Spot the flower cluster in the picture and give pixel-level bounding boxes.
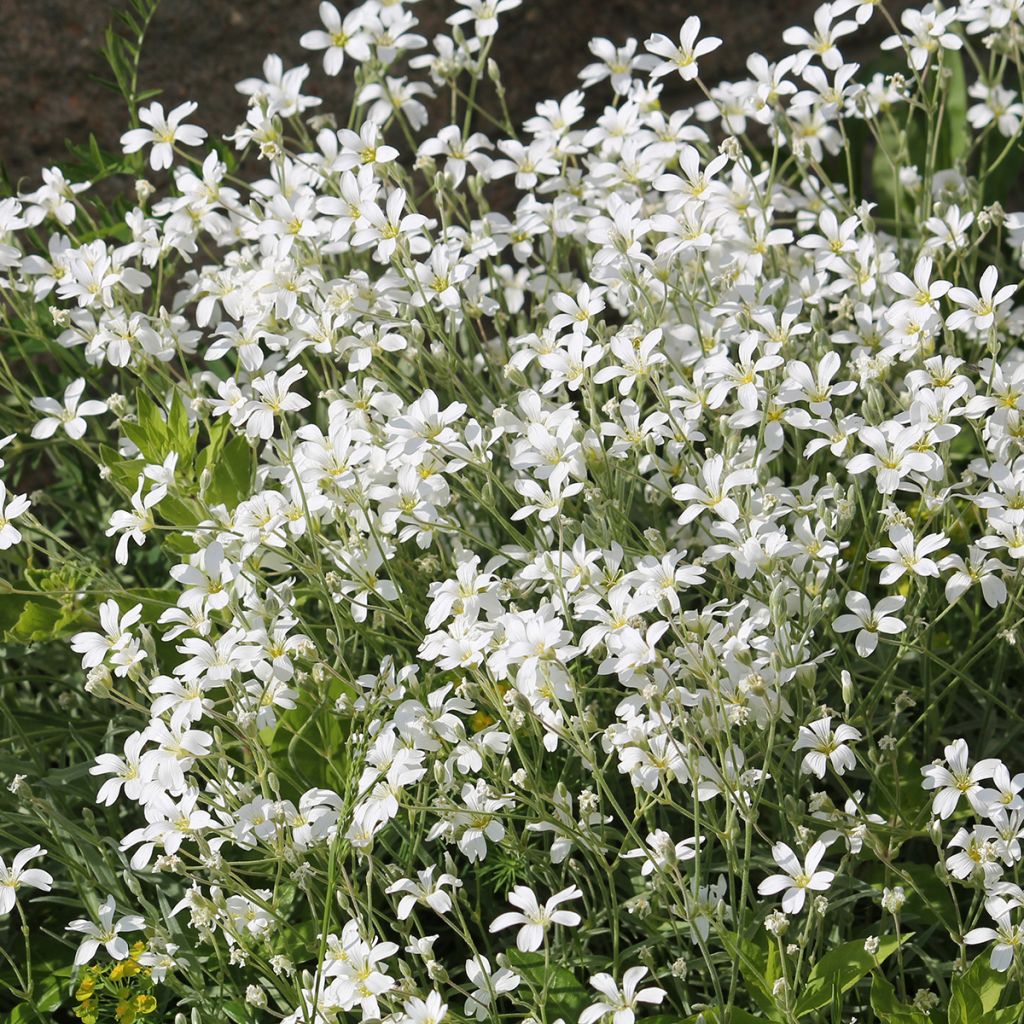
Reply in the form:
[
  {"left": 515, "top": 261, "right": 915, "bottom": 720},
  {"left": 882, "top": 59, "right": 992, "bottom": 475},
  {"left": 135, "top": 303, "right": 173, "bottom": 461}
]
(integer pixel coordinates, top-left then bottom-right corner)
[{"left": 2, "top": 0, "right": 1024, "bottom": 1020}]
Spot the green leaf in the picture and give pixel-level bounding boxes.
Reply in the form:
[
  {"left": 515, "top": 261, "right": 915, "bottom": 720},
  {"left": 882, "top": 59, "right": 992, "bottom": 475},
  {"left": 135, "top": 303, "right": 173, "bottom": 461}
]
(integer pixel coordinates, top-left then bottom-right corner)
[
  {"left": 677, "top": 1010, "right": 767, "bottom": 1024},
  {"left": 5, "top": 599, "right": 71, "bottom": 643},
  {"left": 159, "top": 494, "right": 198, "bottom": 530},
  {"left": 130, "top": 390, "right": 170, "bottom": 462},
  {"left": 33, "top": 977, "right": 65, "bottom": 1013},
  {"left": 719, "top": 930, "right": 785, "bottom": 1022},
  {"left": 267, "top": 705, "right": 349, "bottom": 797},
  {"left": 794, "top": 933, "right": 910, "bottom": 1017},
  {"left": 0, "top": 593, "right": 29, "bottom": 635},
  {"left": 167, "top": 388, "right": 197, "bottom": 463},
  {"left": 937, "top": 49, "right": 968, "bottom": 167},
  {"left": 506, "top": 950, "right": 588, "bottom": 1022},
  {"left": 947, "top": 956, "right": 1008, "bottom": 1024},
  {"left": 99, "top": 444, "right": 145, "bottom": 495},
  {"left": 222, "top": 999, "right": 252, "bottom": 1023},
  {"left": 205, "top": 434, "right": 255, "bottom": 510},
  {"left": 872, "top": 974, "right": 929, "bottom": 1024}
]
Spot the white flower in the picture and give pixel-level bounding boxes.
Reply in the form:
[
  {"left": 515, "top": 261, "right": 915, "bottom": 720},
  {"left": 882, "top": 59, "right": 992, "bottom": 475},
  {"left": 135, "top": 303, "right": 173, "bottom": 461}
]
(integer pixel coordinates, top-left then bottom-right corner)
[
  {"left": 67, "top": 894, "right": 145, "bottom": 965},
  {"left": 399, "top": 991, "right": 447, "bottom": 1024},
  {"left": 794, "top": 716, "right": 862, "bottom": 778},
  {"left": 623, "top": 830, "right": 698, "bottom": 876},
  {"left": 241, "top": 365, "right": 310, "bottom": 440},
  {"left": 832, "top": 591, "right": 906, "bottom": 657},
  {"left": 645, "top": 17, "right": 721, "bottom": 81},
  {"left": 464, "top": 956, "right": 520, "bottom": 1020},
  {"left": 757, "top": 840, "right": 834, "bottom": 914},
  {"left": 120, "top": 101, "right": 207, "bottom": 170},
  {"left": 867, "top": 526, "right": 948, "bottom": 585},
  {"left": 579, "top": 967, "right": 666, "bottom": 1024},
  {"left": 965, "top": 897, "right": 1024, "bottom": 972},
  {"left": 106, "top": 480, "right": 165, "bottom": 565},
  {"left": 0, "top": 481, "right": 31, "bottom": 550},
  {"left": 0, "top": 846, "right": 53, "bottom": 915},
  {"left": 448, "top": 0, "right": 522, "bottom": 39},
  {"left": 386, "top": 866, "right": 461, "bottom": 920},
  {"left": 31, "top": 377, "right": 107, "bottom": 440},
  {"left": 71, "top": 599, "right": 144, "bottom": 672},
  {"left": 946, "top": 266, "right": 1016, "bottom": 333},
  {"left": 939, "top": 547, "right": 1009, "bottom": 608},
  {"left": 921, "top": 739, "right": 1000, "bottom": 819},
  {"left": 846, "top": 424, "right": 933, "bottom": 494},
  {"left": 299, "top": 2, "right": 371, "bottom": 75},
  {"left": 672, "top": 454, "right": 756, "bottom": 525},
  {"left": 488, "top": 884, "right": 582, "bottom": 951},
  {"left": 967, "top": 82, "right": 1024, "bottom": 138},
  {"left": 945, "top": 825, "right": 1002, "bottom": 884}
]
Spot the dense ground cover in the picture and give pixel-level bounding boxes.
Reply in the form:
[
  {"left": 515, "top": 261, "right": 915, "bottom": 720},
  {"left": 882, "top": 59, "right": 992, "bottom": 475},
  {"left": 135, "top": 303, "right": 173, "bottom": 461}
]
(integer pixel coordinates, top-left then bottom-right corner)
[{"left": 3, "top": 0, "right": 1024, "bottom": 1021}]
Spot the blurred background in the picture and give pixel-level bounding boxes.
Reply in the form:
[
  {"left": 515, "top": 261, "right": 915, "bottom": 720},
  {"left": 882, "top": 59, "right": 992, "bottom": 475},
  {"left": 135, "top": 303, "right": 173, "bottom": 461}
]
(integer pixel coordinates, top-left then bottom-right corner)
[{"left": 0, "top": 0, "right": 914, "bottom": 185}]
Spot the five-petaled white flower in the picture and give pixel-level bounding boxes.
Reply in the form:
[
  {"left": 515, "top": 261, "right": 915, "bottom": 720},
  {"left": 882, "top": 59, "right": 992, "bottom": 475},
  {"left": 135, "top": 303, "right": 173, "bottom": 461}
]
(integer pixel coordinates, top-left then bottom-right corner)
[
  {"left": 67, "top": 893, "right": 145, "bottom": 965},
  {"left": 31, "top": 377, "right": 107, "bottom": 440},
  {"left": 794, "top": 716, "right": 862, "bottom": 778},
  {"left": 299, "top": 1, "right": 371, "bottom": 75},
  {"left": 965, "top": 895, "right": 1024, "bottom": 973},
  {"left": 946, "top": 266, "right": 1016, "bottom": 333},
  {"left": 832, "top": 591, "right": 906, "bottom": 657},
  {"left": 868, "top": 526, "right": 948, "bottom": 585},
  {"left": 921, "top": 738, "right": 1000, "bottom": 819},
  {"left": 579, "top": 966, "right": 666, "bottom": 1024},
  {"left": 0, "top": 481, "right": 31, "bottom": 550},
  {"left": 386, "top": 866, "right": 462, "bottom": 920},
  {"left": 758, "top": 840, "right": 834, "bottom": 914},
  {"left": 645, "top": 16, "right": 722, "bottom": 80},
  {"left": 489, "top": 884, "right": 582, "bottom": 951},
  {"left": 120, "top": 101, "right": 207, "bottom": 171},
  {"left": 0, "top": 845, "right": 53, "bottom": 915}
]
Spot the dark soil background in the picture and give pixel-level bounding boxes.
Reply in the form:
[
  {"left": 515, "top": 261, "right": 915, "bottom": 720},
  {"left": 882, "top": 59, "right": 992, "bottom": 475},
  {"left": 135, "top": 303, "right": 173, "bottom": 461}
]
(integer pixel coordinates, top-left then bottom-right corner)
[{"left": 0, "top": 0, "right": 914, "bottom": 186}]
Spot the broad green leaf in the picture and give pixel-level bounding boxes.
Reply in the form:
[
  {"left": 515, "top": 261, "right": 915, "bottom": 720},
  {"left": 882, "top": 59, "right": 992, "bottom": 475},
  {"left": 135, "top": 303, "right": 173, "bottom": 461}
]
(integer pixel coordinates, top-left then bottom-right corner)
[
  {"left": 5, "top": 599, "right": 80, "bottom": 644},
  {"left": 223, "top": 999, "right": 253, "bottom": 1023},
  {"left": 205, "top": 434, "right": 255, "bottom": 510},
  {"left": 267, "top": 706, "right": 350, "bottom": 797},
  {"left": 794, "top": 932, "right": 910, "bottom": 1017},
  {"left": 159, "top": 494, "right": 198, "bottom": 530},
  {"left": 33, "top": 977, "right": 65, "bottom": 1013},
  {"left": 99, "top": 444, "right": 145, "bottom": 494},
  {"left": 720, "top": 930, "right": 785, "bottom": 1022},
  {"left": 937, "top": 49, "right": 968, "bottom": 166},
  {"left": 123, "top": 390, "right": 171, "bottom": 462},
  {"left": 0, "top": 593, "right": 29, "bottom": 635},
  {"left": 872, "top": 974, "right": 929, "bottom": 1024},
  {"left": 506, "top": 950, "right": 588, "bottom": 1022},
  {"left": 8, "top": 1003, "right": 36, "bottom": 1024},
  {"left": 167, "top": 388, "right": 196, "bottom": 462},
  {"left": 948, "top": 956, "right": 1008, "bottom": 1024}
]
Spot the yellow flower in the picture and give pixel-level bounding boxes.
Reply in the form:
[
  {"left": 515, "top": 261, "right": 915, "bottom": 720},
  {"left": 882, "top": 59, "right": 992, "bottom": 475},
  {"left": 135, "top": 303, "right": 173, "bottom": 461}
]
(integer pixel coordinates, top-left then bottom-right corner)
[
  {"left": 135, "top": 994, "right": 158, "bottom": 1014},
  {"left": 73, "top": 997, "right": 97, "bottom": 1020},
  {"left": 115, "top": 999, "right": 138, "bottom": 1023},
  {"left": 111, "top": 959, "right": 141, "bottom": 980},
  {"left": 75, "top": 977, "right": 96, "bottom": 1001}
]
